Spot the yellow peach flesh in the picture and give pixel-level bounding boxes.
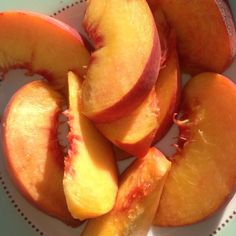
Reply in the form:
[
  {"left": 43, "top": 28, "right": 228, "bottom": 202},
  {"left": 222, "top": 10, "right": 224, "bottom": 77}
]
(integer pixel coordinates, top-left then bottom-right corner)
[{"left": 63, "top": 72, "right": 118, "bottom": 220}]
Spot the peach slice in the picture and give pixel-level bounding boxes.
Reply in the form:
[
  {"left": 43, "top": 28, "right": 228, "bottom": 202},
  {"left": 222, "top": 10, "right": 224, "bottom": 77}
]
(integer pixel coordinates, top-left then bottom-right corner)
[
  {"left": 2, "top": 81, "right": 79, "bottom": 226},
  {"left": 0, "top": 11, "right": 90, "bottom": 91},
  {"left": 153, "top": 31, "right": 180, "bottom": 143},
  {"left": 155, "top": 73, "right": 236, "bottom": 226},
  {"left": 113, "top": 40, "right": 180, "bottom": 157},
  {"left": 148, "top": 0, "right": 236, "bottom": 74},
  {"left": 107, "top": 34, "right": 179, "bottom": 159},
  {"left": 82, "top": 148, "right": 171, "bottom": 236},
  {"left": 82, "top": 0, "right": 161, "bottom": 122},
  {"left": 106, "top": 14, "right": 179, "bottom": 158},
  {"left": 96, "top": 88, "right": 159, "bottom": 157},
  {"left": 63, "top": 72, "right": 118, "bottom": 220}
]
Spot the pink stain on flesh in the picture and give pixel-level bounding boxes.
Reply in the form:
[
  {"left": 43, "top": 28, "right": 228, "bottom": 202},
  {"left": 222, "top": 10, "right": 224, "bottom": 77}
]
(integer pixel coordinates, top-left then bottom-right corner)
[
  {"left": 0, "top": 63, "right": 55, "bottom": 83},
  {"left": 67, "top": 132, "right": 82, "bottom": 155},
  {"left": 64, "top": 110, "right": 82, "bottom": 175},
  {"left": 64, "top": 133, "right": 80, "bottom": 176},
  {"left": 84, "top": 22, "right": 104, "bottom": 50},
  {"left": 64, "top": 154, "right": 75, "bottom": 176},
  {"left": 117, "top": 182, "right": 151, "bottom": 212},
  {"left": 64, "top": 134, "right": 82, "bottom": 175},
  {"left": 173, "top": 107, "right": 193, "bottom": 153}
]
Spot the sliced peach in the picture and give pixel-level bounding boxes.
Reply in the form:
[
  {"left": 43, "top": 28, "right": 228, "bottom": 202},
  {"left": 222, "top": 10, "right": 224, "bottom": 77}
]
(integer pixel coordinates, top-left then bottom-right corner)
[
  {"left": 106, "top": 33, "right": 179, "bottom": 158},
  {"left": 153, "top": 31, "right": 180, "bottom": 143},
  {"left": 148, "top": 0, "right": 236, "bottom": 74},
  {"left": 82, "top": 0, "right": 161, "bottom": 122},
  {"left": 63, "top": 72, "right": 118, "bottom": 220},
  {"left": 82, "top": 148, "right": 171, "bottom": 236},
  {"left": 2, "top": 81, "right": 80, "bottom": 226},
  {"left": 155, "top": 73, "right": 236, "bottom": 226},
  {"left": 0, "top": 11, "right": 89, "bottom": 91},
  {"left": 96, "top": 89, "right": 159, "bottom": 157}
]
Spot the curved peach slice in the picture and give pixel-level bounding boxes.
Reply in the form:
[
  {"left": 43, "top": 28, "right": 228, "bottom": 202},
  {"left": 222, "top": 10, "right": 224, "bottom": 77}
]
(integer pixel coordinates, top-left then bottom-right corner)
[
  {"left": 148, "top": 0, "right": 236, "bottom": 74},
  {"left": 63, "top": 72, "right": 118, "bottom": 220},
  {"left": 96, "top": 89, "right": 159, "bottom": 157},
  {"left": 107, "top": 38, "right": 179, "bottom": 158},
  {"left": 2, "top": 81, "right": 80, "bottom": 226},
  {"left": 82, "top": 148, "right": 171, "bottom": 236},
  {"left": 82, "top": 0, "right": 161, "bottom": 122},
  {"left": 0, "top": 11, "right": 90, "bottom": 91},
  {"left": 112, "top": 39, "right": 180, "bottom": 157},
  {"left": 98, "top": 16, "right": 179, "bottom": 160},
  {"left": 155, "top": 73, "right": 236, "bottom": 226},
  {"left": 101, "top": 12, "right": 179, "bottom": 159}
]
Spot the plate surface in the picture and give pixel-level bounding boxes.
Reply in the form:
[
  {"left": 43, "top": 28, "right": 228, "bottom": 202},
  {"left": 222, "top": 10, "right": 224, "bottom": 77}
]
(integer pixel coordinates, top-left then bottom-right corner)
[{"left": 0, "top": 0, "right": 236, "bottom": 235}]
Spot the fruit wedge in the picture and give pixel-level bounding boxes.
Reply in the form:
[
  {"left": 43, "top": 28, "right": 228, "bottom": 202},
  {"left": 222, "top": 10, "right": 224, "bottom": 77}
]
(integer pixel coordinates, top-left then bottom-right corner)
[
  {"left": 63, "top": 72, "right": 118, "bottom": 220},
  {"left": 82, "top": 148, "right": 171, "bottom": 236},
  {"left": 96, "top": 89, "right": 159, "bottom": 157},
  {"left": 155, "top": 73, "right": 236, "bottom": 226},
  {"left": 0, "top": 11, "right": 89, "bottom": 91},
  {"left": 82, "top": 0, "right": 161, "bottom": 122},
  {"left": 108, "top": 37, "right": 179, "bottom": 158},
  {"left": 2, "top": 80, "right": 80, "bottom": 226},
  {"left": 148, "top": 0, "right": 236, "bottom": 74}
]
